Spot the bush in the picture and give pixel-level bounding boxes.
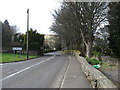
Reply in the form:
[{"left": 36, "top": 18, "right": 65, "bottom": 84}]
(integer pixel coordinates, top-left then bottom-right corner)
[
  {"left": 29, "top": 42, "right": 40, "bottom": 50},
  {"left": 93, "top": 51, "right": 103, "bottom": 58},
  {"left": 86, "top": 57, "right": 103, "bottom": 65}
]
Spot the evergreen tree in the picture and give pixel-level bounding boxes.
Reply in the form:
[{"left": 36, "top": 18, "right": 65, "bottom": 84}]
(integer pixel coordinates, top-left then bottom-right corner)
[
  {"left": 108, "top": 2, "right": 120, "bottom": 57},
  {"left": 24, "top": 28, "right": 44, "bottom": 54},
  {"left": 2, "top": 20, "right": 13, "bottom": 48}
]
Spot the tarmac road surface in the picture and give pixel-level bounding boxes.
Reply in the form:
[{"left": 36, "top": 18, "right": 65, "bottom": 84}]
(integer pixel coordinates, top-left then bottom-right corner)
[{"left": 1, "top": 51, "right": 92, "bottom": 88}]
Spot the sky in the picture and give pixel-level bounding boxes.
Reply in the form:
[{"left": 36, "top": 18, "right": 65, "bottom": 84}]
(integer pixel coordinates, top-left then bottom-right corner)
[{"left": 0, "top": 0, "right": 63, "bottom": 34}]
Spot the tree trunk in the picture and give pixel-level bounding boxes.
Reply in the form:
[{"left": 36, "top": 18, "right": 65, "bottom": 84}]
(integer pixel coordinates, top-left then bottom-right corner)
[{"left": 86, "top": 42, "right": 92, "bottom": 58}]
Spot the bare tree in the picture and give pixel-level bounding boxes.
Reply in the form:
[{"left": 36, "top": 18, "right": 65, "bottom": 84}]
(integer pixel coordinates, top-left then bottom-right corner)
[
  {"left": 10, "top": 25, "right": 19, "bottom": 34},
  {"left": 51, "top": 1, "right": 108, "bottom": 57}
]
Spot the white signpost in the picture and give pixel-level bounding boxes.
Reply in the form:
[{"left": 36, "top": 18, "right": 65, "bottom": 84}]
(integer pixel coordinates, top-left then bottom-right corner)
[
  {"left": 12, "top": 47, "right": 22, "bottom": 54},
  {"left": 12, "top": 47, "right": 22, "bottom": 51}
]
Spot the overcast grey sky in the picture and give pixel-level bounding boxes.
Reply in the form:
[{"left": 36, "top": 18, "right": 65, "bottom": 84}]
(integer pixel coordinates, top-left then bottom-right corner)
[{"left": 0, "top": 0, "right": 63, "bottom": 34}]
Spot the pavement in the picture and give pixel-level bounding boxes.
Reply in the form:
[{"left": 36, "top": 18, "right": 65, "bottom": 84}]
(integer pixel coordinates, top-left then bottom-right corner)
[
  {"left": 60, "top": 55, "right": 92, "bottom": 88},
  {"left": 1, "top": 51, "right": 92, "bottom": 88}
]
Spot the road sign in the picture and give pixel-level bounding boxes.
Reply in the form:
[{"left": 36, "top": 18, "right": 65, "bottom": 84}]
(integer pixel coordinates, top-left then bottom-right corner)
[{"left": 12, "top": 47, "right": 22, "bottom": 50}]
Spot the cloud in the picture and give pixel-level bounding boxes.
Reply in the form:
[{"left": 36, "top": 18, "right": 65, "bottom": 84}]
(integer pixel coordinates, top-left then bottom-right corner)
[{"left": 0, "top": 0, "right": 63, "bottom": 34}]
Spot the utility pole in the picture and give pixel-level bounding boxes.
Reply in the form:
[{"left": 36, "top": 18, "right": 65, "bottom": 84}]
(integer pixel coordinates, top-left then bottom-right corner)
[{"left": 27, "top": 9, "right": 29, "bottom": 59}]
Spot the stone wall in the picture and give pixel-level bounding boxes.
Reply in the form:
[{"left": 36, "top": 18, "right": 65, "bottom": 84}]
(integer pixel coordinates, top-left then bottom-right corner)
[
  {"left": 77, "top": 56, "right": 117, "bottom": 88},
  {"left": 64, "top": 51, "right": 117, "bottom": 89}
]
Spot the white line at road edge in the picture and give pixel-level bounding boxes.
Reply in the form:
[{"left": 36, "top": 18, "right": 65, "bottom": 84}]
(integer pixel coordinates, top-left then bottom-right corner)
[
  {"left": 0, "top": 62, "right": 24, "bottom": 67},
  {"left": 1, "top": 61, "right": 25, "bottom": 65},
  {"left": 1, "top": 57, "right": 43, "bottom": 66},
  {"left": 0, "top": 56, "right": 54, "bottom": 81},
  {"left": 0, "top": 64, "right": 3, "bottom": 66},
  {"left": 1, "top": 56, "right": 55, "bottom": 66}
]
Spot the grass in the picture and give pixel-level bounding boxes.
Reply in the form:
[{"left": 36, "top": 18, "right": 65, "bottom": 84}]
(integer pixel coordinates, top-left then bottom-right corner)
[
  {"left": 100, "top": 62, "right": 118, "bottom": 71},
  {"left": 86, "top": 57, "right": 103, "bottom": 65},
  {"left": 99, "top": 56, "right": 119, "bottom": 71},
  {"left": 1, "top": 53, "right": 38, "bottom": 63}
]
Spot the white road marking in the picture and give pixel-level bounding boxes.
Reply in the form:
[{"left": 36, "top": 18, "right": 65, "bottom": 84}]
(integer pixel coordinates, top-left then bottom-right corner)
[
  {"left": 0, "top": 61, "right": 25, "bottom": 66},
  {"left": 1, "top": 56, "right": 54, "bottom": 67},
  {"left": 59, "top": 56, "right": 70, "bottom": 88},
  {"left": 0, "top": 56, "right": 54, "bottom": 81}
]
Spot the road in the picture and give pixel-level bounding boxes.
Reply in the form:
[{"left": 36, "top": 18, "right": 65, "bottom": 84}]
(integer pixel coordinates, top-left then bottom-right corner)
[{"left": 1, "top": 51, "right": 92, "bottom": 88}]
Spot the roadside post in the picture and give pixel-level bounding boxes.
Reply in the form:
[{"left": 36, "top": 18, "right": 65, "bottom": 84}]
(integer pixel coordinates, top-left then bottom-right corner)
[{"left": 27, "top": 9, "right": 29, "bottom": 59}]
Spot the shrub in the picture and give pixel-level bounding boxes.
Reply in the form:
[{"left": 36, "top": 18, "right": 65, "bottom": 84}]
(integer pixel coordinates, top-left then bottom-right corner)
[
  {"left": 86, "top": 57, "right": 103, "bottom": 65},
  {"left": 93, "top": 51, "right": 103, "bottom": 58}
]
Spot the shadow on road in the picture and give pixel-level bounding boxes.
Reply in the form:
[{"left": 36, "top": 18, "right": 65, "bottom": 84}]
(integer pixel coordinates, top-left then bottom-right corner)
[{"left": 43, "top": 51, "right": 62, "bottom": 56}]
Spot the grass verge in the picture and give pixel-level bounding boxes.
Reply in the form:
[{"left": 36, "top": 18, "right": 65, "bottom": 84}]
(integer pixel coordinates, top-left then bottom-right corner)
[{"left": 1, "top": 53, "right": 38, "bottom": 63}]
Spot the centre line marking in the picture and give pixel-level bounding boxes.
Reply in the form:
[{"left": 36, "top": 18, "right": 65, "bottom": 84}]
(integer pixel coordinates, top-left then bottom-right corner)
[{"left": 0, "top": 56, "right": 54, "bottom": 81}]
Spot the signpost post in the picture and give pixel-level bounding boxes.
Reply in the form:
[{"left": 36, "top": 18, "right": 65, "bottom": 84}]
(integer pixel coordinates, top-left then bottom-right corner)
[{"left": 27, "top": 9, "right": 29, "bottom": 59}]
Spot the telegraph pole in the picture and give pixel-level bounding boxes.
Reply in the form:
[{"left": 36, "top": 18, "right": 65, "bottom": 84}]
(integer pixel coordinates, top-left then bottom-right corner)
[{"left": 27, "top": 9, "right": 29, "bottom": 59}]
